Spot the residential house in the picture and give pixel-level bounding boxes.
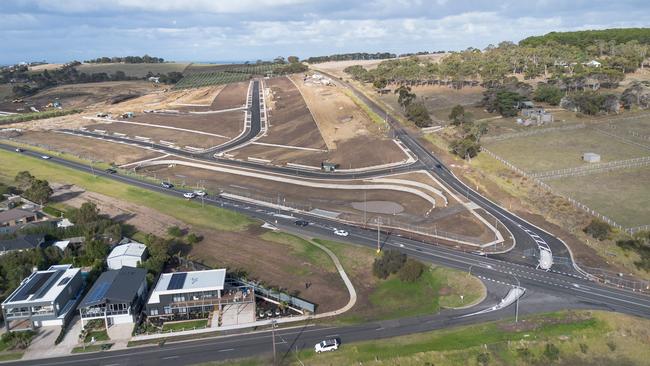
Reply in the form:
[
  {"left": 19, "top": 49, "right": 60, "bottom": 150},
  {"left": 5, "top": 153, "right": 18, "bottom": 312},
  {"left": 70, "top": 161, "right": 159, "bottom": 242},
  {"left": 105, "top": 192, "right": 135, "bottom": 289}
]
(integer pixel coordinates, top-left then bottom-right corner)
[
  {"left": 0, "top": 208, "right": 38, "bottom": 228},
  {"left": 0, "top": 234, "right": 46, "bottom": 255},
  {"left": 106, "top": 240, "right": 148, "bottom": 270},
  {"left": 77, "top": 267, "right": 147, "bottom": 328},
  {"left": 1, "top": 264, "right": 84, "bottom": 331}
]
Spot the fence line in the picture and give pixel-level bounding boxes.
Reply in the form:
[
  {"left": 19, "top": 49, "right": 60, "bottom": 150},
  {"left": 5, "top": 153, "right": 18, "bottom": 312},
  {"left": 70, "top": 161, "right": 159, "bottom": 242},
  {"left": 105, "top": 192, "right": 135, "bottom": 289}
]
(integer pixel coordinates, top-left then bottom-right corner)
[
  {"left": 531, "top": 156, "right": 650, "bottom": 180},
  {"left": 482, "top": 123, "right": 586, "bottom": 142},
  {"left": 481, "top": 147, "right": 644, "bottom": 235}
]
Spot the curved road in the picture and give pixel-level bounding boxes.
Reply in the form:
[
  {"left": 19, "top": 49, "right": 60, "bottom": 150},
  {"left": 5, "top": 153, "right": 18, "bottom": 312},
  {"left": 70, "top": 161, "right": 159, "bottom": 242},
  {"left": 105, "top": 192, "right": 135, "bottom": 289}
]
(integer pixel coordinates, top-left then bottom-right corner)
[{"left": 1, "top": 144, "right": 650, "bottom": 366}]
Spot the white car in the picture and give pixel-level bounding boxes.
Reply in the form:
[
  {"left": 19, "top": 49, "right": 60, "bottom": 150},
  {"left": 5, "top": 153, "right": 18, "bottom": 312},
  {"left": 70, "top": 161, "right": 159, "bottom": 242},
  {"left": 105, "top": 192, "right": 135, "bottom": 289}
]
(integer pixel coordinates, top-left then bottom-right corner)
[
  {"left": 194, "top": 190, "right": 207, "bottom": 197},
  {"left": 315, "top": 339, "right": 339, "bottom": 353},
  {"left": 333, "top": 229, "right": 349, "bottom": 237},
  {"left": 41, "top": 155, "right": 51, "bottom": 160},
  {"left": 183, "top": 192, "right": 196, "bottom": 199}
]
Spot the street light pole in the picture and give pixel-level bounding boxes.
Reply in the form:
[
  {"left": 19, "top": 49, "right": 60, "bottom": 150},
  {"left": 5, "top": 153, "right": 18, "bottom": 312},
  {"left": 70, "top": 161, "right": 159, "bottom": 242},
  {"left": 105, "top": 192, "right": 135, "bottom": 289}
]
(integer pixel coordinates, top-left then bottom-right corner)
[
  {"left": 509, "top": 272, "right": 520, "bottom": 323},
  {"left": 271, "top": 320, "right": 277, "bottom": 366}
]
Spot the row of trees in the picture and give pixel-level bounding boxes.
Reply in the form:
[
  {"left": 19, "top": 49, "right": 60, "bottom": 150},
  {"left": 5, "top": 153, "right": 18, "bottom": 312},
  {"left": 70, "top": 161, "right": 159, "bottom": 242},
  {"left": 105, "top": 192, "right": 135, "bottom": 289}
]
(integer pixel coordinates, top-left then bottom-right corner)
[
  {"left": 84, "top": 55, "right": 165, "bottom": 64},
  {"left": 306, "top": 52, "right": 396, "bottom": 64},
  {"left": 393, "top": 85, "right": 432, "bottom": 127}
]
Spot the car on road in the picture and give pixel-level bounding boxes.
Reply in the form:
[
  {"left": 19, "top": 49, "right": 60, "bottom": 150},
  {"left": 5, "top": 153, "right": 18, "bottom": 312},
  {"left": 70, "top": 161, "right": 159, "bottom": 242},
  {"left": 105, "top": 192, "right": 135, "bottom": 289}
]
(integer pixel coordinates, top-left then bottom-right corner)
[
  {"left": 193, "top": 190, "right": 207, "bottom": 197},
  {"left": 183, "top": 192, "right": 196, "bottom": 199},
  {"left": 161, "top": 182, "right": 174, "bottom": 189},
  {"left": 105, "top": 168, "right": 117, "bottom": 174},
  {"left": 315, "top": 339, "right": 339, "bottom": 353},
  {"left": 14, "top": 148, "right": 23, "bottom": 153},
  {"left": 333, "top": 229, "right": 349, "bottom": 237},
  {"left": 41, "top": 155, "right": 51, "bottom": 160},
  {"left": 294, "top": 220, "right": 309, "bottom": 227}
]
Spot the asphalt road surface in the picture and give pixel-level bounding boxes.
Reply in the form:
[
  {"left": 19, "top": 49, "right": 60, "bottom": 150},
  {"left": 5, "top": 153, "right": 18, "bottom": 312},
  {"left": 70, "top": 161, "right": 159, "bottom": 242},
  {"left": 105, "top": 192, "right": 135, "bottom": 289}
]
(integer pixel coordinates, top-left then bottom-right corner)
[{"left": 2, "top": 144, "right": 650, "bottom": 366}]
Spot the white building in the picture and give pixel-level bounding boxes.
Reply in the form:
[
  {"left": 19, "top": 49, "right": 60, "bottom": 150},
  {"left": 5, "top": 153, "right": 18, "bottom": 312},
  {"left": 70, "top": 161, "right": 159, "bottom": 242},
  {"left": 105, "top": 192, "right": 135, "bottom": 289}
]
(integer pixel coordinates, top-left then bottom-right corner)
[
  {"left": 583, "top": 152, "right": 601, "bottom": 163},
  {"left": 107, "top": 241, "right": 147, "bottom": 270},
  {"left": 584, "top": 60, "right": 602, "bottom": 68}
]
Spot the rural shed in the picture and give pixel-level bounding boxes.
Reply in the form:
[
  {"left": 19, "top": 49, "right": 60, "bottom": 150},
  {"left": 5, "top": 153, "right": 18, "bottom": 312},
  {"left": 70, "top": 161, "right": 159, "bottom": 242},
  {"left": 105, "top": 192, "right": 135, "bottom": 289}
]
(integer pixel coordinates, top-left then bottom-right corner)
[
  {"left": 107, "top": 240, "right": 148, "bottom": 270},
  {"left": 582, "top": 152, "right": 601, "bottom": 163}
]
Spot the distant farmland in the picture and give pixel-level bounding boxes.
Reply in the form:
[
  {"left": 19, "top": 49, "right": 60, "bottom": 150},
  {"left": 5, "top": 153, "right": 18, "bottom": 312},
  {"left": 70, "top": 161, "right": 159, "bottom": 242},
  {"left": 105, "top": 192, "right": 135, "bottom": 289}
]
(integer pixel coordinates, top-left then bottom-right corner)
[
  {"left": 174, "top": 63, "right": 284, "bottom": 89},
  {"left": 75, "top": 63, "right": 190, "bottom": 77}
]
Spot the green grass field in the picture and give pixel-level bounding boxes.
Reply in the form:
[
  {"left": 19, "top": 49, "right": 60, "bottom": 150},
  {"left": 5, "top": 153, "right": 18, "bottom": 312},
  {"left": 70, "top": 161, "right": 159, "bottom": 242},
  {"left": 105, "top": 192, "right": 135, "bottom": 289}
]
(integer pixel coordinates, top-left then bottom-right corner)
[
  {"left": 75, "top": 63, "right": 190, "bottom": 77},
  {"left": 548, "top": 166, "right": 650, "bottom": 228},
  {"left": 162, "top": 319, "right": 208, "bottom": 332},
  {"left": 0, "top": 149, "right": 252, "bottom": 232},
  {"left": 201, "top": 311, "right": 650, "bottom": 366},
  {"left": 484, "top": 128, "right": 649, "bottom": 173},
  {"left": 84, "top": 330, "right": 109, "bottom": 343}
]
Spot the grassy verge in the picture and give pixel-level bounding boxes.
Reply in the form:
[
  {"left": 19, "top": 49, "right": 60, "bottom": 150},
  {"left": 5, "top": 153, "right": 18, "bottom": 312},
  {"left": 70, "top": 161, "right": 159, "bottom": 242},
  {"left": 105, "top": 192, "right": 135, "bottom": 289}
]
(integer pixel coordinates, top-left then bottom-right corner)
[
  {"left": 2, "top": 139, "right": 113, "bottom": 171},
  {"left": 0, "top": 108, "right": 81, "bottom": 125},
  {"left": 0, "top": 149, "right": 252, "bottom": 232},
  {"left": 261, "top": 232, "right": 333, "bottom": 271},
  {"left": 313, "top": 239, "right": 485, "bottom": 323},
  {"left": 162, "top": 319, "right": 208, "bottom": 332},
  {"left": 71, "top": 343, "right": 113, "bottom": 354},
  {"left": 0, "top": 352, "right": 24, "bottom": 361},
  {"left": 341, "top": 88, "right": 387, "bottom": 128}
]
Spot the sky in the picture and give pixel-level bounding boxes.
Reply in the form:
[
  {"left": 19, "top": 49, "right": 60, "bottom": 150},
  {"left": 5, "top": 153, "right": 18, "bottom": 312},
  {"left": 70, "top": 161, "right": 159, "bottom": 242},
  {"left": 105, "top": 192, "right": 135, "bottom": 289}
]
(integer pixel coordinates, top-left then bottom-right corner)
[{"left": 1, "top": 0, "right": 649, "bottom": 65}]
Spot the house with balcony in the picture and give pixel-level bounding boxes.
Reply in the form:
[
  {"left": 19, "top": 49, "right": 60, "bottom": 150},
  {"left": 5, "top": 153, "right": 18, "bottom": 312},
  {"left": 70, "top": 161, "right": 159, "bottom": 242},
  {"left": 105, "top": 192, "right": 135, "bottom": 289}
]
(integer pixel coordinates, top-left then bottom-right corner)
[
  {"left": 77, "top": 267, "right": 147, "bottom": 329},
  {"left": 1, "top": 264, "right": 83, "bottom": 331},
  {"left": 145, "top": 269, "right": 255, "bottom": 326}
]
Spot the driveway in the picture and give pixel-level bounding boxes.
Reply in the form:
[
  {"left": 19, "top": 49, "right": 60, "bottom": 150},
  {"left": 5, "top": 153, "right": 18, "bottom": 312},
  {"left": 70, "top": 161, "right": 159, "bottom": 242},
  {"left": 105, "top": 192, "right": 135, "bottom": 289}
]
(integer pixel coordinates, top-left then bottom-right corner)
[{"left": 22, "top": 317, "right": 82, "bottom": 360}]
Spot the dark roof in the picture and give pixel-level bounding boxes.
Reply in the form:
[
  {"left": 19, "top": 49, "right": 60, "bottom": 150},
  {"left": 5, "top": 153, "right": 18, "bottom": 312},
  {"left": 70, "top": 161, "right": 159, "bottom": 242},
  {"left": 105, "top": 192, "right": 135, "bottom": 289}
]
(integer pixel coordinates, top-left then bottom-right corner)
[
  {"left": 79, "top": 267, "right": 147, "bottom": 308},
  {"left": 0, "top": 234, "right": 45, "bottom": 252},
  {"left": 0, "top": 208, "right": 36, "bottom": 223}
]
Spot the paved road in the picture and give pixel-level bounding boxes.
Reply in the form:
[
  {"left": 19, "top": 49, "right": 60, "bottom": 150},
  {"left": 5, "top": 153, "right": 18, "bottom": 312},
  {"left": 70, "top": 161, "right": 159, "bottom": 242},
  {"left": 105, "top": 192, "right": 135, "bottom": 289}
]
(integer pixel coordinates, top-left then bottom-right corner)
[
  {"left": 2, "top": 144, "right": 650, "bottom": 366},
  {"left": 320, "top": 72, "right": 574, "bottom": 270}
]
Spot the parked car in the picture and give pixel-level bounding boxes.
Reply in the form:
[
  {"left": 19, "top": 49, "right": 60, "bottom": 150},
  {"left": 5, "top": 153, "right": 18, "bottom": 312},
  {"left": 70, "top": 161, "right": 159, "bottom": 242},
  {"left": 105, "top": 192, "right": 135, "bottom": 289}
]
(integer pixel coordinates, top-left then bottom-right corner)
[
  {"left": 315, "top": 339, "right": 339, "bottom": 353},
  {"left": 193, "top": 190, "right": 207, "bottom": 197},
  {"left": 105, "top": 168, "right": 117, "bottom": 174},
  {"left": 183, "top": 192, "right": 196, "bottom": 199},
  {"left": 14, "top": 148, "right": 23, "bottom": 153},
  {"left": 41, "top": 155, "right": 51, "bottom": 160},
  {"left": 161, "top": 182, "right": 174, "bottom": 189},
  {"left": 333, "top": 229, "right": 349, "bottom": 237},
  {"left": 294, "top": 220, "right": 309, "bottom": 227}
]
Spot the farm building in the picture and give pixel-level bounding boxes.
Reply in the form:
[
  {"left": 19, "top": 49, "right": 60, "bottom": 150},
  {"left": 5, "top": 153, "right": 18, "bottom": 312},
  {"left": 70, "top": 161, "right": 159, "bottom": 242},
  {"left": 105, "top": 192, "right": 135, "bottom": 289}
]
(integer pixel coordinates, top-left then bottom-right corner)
[
  {"left": 518, "top": 108, "right": 554, "bottom": 126},
  {"left": 107, "top": 240, "right": 148, "bottom": 270},
  {"left": 1, "top": 264, "right": 84, "bottom": 331},
  {"left": 583, "top": 152, "right": 601, "bottom": 163}
]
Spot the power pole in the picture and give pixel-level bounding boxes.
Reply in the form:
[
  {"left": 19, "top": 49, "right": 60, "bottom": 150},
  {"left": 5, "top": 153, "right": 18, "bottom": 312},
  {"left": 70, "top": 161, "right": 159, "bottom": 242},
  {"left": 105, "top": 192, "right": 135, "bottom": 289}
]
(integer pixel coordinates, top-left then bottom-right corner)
[
  {"left": 271, "top": 320, "right": 277, "bottom": 365},
  {"left": 376, "top": 217, "right": 382, "bottom": 254}
]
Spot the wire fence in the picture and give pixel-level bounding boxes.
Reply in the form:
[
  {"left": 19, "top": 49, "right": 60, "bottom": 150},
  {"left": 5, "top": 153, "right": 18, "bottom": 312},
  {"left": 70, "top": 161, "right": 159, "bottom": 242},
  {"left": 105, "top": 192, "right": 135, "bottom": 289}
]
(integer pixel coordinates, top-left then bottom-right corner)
[
  {"left": 481, "top": 123, "right": 586, "bottom": 143},
  {"left": 481, "top": 147, "right": 645, "bottom": 235},
  {"left": 530, "top": 156, "right": 650, "bottom": 180}
]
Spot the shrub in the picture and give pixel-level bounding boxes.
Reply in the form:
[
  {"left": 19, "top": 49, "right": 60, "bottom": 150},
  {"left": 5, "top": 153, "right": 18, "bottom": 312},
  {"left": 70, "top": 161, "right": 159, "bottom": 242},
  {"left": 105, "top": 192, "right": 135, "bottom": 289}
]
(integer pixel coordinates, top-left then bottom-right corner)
[
  {"left": 544, "top": 343, "right": 560, "bottom": 361},
  {"left": 397, "top": 258, "right": 427, "bottom": 282},
  {"left": 607, "top": 340, "right": 617, "bottom": 351},
  {"left": 1, "top": 331, "right": 35, "bottom": 350},
  {"left": 583, "top": 219, "right": 612, "bottom": 241},
  {"left": 579, "top": 343, "right": 589, "bottom": 354},
  {"left": 186, "top": 233, "right": 203, "bottom": 244},
  {"left": 372, "top": 250, "right": 407, "bottom": 279},
  {"left": 167, "top": 226, "right": 183, "bottom": 237},
  {"left": 477, "top": 352, "right": 490, "bottom": 366}
]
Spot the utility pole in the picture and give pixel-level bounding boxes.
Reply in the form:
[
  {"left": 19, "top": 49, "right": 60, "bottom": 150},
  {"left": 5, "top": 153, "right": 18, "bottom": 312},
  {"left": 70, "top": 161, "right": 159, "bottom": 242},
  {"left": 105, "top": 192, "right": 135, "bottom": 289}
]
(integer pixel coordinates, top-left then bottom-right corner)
[
  {"left": 271, "top": 320, "right": 277, "bottom": 366},
  {"left": 510, "top": 272, "right": 520, "bottom": 323},
  {"left": 376, "top": 217, "right": 382, "bottom": 254}
]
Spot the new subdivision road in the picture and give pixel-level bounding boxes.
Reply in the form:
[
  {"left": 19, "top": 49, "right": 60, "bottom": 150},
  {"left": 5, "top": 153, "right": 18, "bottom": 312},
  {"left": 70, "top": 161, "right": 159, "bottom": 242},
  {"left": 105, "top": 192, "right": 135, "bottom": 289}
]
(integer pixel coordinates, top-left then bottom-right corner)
[{"left": 2, "top": 144, "right": 650, "bottom": 366}]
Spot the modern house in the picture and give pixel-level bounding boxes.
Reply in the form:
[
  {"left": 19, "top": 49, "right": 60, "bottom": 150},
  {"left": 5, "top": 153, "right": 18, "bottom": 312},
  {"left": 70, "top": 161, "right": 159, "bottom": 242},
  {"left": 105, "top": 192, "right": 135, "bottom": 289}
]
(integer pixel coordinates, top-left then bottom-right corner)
[
  {"left": 1, "top": 264, "right": 84, "bottom": 331},
  {"left": 0, "top": 234, "right": 46, "bottom": 255},
  {"left": 106, "top": 240, "right": 148, "bottom": 270},
  {"left": 0, "top": 208, "right": 38, "bottom": 228},
  {"left": 77, "top": 267, "right": 148, "bottom": 328},
  {"left": 145, "top": 269, "right": 254, "bottom": 325}
]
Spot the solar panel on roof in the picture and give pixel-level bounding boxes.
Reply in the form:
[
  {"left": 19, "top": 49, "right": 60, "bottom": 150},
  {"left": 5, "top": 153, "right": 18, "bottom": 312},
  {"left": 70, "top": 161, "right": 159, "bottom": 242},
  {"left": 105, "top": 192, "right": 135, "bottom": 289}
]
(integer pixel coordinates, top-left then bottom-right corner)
[
  {"left": 11, "top": 272, "right": 54, "bottom": 301},
  {"left": 87, "top": 282, "right": 111, "bottom": 304},
  {"left": 167, "top": 273, "right": 187, "bottom": 290}
]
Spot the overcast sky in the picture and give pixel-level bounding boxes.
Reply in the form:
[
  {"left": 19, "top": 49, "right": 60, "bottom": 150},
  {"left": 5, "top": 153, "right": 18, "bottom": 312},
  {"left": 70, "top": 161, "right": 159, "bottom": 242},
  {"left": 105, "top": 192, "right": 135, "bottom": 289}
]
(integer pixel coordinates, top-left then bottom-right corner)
[{"left": 1, "top": 0, "right": 649, "bottom": 65}]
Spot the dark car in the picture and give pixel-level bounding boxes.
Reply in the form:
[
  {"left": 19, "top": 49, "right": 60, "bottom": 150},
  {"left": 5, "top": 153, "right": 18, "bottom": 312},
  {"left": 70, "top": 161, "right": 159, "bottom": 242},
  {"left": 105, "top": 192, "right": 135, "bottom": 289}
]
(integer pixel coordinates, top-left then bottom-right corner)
[
  {"left": 161, "top": 182, "right": 174, "bottom": 189},
  {"left": 294, "top": 220, "right": 309, "bottom": 227},
  {"left": 105, "top": 168, "right": 117, "bottom": 174}
]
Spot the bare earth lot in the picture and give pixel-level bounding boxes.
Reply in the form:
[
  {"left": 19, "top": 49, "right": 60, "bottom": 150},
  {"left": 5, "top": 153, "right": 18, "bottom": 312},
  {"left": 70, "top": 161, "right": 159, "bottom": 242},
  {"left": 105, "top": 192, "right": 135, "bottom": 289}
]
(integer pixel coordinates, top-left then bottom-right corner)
[
  {"left": 126, "top": 110, "right": 245, "bottom": 138},
  {"left": 0, "top": 81, "right": 158, "bottom": 113},
  {"left": 177, "top": 81, "right": 249, "bottom": 112},
  {"left": 85, "top": 122, "right": 228, "bottom": 149},
  {"left": 13, "top": 130, "right": 161, "bottom": 165},
  {"left": 261, "top": 76, "right": 327, "bottom": 149}
]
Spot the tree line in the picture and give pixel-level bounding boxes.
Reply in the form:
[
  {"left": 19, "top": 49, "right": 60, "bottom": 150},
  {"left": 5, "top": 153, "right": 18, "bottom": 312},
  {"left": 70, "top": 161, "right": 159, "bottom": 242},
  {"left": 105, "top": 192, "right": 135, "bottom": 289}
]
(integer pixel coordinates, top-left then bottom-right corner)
[
  {"left": 306, "top": 52, "right": 396, "bottom": 64},
  {"left": 83, "top": 55, "right": 165, "bottom": 64}
]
